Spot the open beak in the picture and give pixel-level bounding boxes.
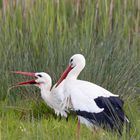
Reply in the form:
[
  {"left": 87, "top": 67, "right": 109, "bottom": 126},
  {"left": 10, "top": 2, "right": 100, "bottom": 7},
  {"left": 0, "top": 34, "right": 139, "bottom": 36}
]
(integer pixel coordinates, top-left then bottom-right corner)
[
  {"left": 56, "top": 65, "right": 73, "bottom": 87},
  {"left": 12, "top": 71, "right": 37, "bottom": 86}
]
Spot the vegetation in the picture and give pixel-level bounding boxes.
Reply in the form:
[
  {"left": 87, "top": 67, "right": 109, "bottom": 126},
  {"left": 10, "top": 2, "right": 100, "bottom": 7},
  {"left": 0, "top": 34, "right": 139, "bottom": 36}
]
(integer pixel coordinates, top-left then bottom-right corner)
[{"left": 0, "top": 0, "right": 140, "bottom": 139}]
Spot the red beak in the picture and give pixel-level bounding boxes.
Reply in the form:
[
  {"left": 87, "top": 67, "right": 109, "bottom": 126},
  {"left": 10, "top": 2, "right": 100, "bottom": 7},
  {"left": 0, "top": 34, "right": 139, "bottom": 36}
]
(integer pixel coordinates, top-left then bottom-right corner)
[
  {"left": 16, "top": 79, "right": 37, "bottom": 85},
  {"left": 56, "top": 65, "right": 73, "bottom": 87},
  {"left": 12, "top": 71, "right": 37, "bottom": 86},
  {"left": 12, "top": 71, "right": 35, "bottom": 77}
]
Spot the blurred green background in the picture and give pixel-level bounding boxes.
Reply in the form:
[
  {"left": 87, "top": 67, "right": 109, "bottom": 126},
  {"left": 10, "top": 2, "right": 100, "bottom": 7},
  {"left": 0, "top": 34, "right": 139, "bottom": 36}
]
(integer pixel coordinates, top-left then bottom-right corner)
[{"left": 0, "top": 0, "right": 140, "bottom": 139}]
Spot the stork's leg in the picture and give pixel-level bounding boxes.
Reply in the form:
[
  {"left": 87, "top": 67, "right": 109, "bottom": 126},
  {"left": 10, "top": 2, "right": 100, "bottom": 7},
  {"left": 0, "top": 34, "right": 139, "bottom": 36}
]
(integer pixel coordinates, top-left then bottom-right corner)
[{"left": 76, "top": 119, "right": 80, "bottom": 136}]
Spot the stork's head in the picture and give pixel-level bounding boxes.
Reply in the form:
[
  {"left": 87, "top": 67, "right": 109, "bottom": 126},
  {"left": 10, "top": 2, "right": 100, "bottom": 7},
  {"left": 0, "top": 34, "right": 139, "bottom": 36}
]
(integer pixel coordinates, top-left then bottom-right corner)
[
  {"left": 68, "top": 54, "right": 85, "bottom": 69},
  {"left": 13, "top": 71, "right": 52, "bottom": 90},
  {"left": 56, "top": 54, "right": 86, "bottom": 86}
]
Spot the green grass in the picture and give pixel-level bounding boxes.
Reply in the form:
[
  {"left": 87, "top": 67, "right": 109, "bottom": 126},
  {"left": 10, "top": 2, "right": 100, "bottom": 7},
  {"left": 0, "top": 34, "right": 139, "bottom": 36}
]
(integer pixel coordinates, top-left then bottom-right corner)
[
  {"left": 1, "top": 97, "right": 140, "bottom": 140},
  {"left": 0, "top": 0, "right": 140, "bottom": 139}
]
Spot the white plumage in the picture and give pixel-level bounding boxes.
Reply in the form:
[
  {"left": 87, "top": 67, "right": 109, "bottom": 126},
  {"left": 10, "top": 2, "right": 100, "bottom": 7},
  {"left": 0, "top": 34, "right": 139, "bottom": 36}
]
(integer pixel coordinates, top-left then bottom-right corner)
[
  {"left": 56, "top": 54, "right": 129, "bottom": 134},
  {"left": 14, "top": 72, "right": 68, "bottom": 117}
]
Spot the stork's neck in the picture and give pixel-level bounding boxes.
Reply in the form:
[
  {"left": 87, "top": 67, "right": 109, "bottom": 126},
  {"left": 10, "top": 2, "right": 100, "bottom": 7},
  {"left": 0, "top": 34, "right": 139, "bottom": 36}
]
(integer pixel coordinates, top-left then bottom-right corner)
[
  {"left": 39, "top": 84, "right": 51, "bottom": 97},
  {"left": 66, "top": 65, "right": 84, "bottom": 80}
]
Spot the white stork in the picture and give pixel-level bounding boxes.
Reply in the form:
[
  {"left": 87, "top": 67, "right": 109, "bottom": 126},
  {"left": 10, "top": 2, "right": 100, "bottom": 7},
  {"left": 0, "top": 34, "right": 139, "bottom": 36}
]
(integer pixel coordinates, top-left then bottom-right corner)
[
  {"left": 13, "top": 71, "right": 68, "bottom": 117},
  {"left": 55, "top": 54, "right": 130, "bottom": 135}
]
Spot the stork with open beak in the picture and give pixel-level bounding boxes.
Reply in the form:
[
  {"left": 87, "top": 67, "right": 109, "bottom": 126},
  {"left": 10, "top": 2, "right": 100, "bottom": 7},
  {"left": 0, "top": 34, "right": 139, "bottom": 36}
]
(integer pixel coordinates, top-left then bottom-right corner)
[
  {"left": 13, "top": 71, "right": 68, "bottom": 117},
  {"left": 55, "top": 54, "right": 130, "bottom": 135}
]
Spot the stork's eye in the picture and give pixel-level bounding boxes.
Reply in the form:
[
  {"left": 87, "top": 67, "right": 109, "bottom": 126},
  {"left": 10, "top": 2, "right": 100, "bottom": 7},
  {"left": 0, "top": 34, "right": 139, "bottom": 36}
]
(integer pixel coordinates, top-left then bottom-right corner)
[
  {"left": 70, "top": 58, "right": 73, "bottom": 63},
  {"left": 37, "top": 74, "right": 42, "bottom": 77}
]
